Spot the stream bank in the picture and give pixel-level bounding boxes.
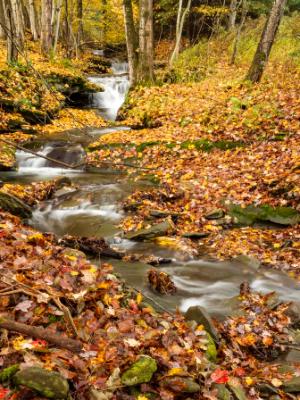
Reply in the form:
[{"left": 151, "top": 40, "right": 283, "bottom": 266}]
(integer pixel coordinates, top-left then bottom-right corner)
[{"left": 0, "top": 54, "right": 300, "bottom": 399}]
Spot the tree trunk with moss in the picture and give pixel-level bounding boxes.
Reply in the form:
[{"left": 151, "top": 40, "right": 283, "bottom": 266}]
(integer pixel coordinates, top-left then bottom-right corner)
[
  {"left": 123, "top": 0, "right": 139, "bottom": 84},
  {"left": 137, "top": 0, "right": 154, "bottom": 82},
  {"left": 246, "top": 0, "right": 287, "bottom": 83}
]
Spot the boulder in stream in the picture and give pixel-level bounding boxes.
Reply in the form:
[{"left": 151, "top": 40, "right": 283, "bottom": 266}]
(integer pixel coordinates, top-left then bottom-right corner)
[
  {"left": 13, "top": 366, "right": 69, "bottom": 399},
  {"left": 0, "top": 191, "right": 32, "bottom": 218},
  {"left": 124, "top": 217, "right": 175, "bottom": 241}
]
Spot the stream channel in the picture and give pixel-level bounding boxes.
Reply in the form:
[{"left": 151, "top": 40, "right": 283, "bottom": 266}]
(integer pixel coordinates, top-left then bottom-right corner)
[{"left": 2, "top": 59, "right": 300, "bottom": 360}]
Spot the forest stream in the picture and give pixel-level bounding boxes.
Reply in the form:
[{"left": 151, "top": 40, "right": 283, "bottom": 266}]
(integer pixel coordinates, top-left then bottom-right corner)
[{"left": 1, "top": 59, "right": 300, "bottom": 363}]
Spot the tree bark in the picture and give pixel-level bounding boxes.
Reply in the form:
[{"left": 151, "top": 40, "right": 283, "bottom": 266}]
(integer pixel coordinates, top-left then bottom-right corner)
[
  {"left": 27, "top": 0, "right": 38, "bottom": 40},
  {"left": 123, "top": 0, "right": 139, "bottom": 84},
  {"left": 228, "top": 0, "right": 238, "bottom": 30},
  {"left": 230, "top": 0, "right": 247, "bottom": 65},
  {"left": 77, "top": 0, "right": 83, "bottom": 51},
  {"left": 246, "top": 0, "right": 287, "bottom": 83},
  {"left": 2, "top": 0, "right": 19, "bottom": 62},
  {"left": 137, "top": 0, "right": 154, "bottom": 82},
  {"left": 41, "top": 0, "right": 53, "bottom": 55},
  {"left": 170, "top": 0, "right": 192, "bottom": 66},
  {"left": 52, "top": 0, "right": 63, "bottom": 54},
  {"left": 0, "top": 0, "right": 7, "bottom": 38}
]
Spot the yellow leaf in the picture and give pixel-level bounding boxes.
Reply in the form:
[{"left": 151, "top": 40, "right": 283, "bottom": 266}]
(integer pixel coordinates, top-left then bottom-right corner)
[
  {"left": 167, "top": 367, "right": 185, "bottom": 377},
  {"left": 245, "top": 377, "right": 254, "bottom": 386},
  {"left": 136, "top": 292, "right": 143, "bottom": 305},
  {"left": 271, "top": 378, "right": 283, "bottom": 387}
]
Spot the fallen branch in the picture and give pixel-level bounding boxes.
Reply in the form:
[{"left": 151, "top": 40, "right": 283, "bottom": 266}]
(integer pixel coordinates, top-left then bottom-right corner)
[
  {"left": 0, "top": 137, "right": 80, "bottom": 170},
  {"left": 0, "top": 318, "right": 83, "bottom": 353}
]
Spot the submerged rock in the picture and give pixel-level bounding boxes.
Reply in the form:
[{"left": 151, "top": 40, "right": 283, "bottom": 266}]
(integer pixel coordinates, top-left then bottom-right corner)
[
  {"left": 185, "top": 306, "right": 220, "bottom": 343},
  {"left": 121, "top": 355, "right": 157, "bottom": 386},
  {"left": 14, "top": 367, "right": 69, "bottom": 399}
]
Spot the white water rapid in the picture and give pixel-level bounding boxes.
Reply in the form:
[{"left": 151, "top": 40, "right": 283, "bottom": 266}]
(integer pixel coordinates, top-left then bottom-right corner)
[{"left": 88, "top": 60, "right": 130, "bottom": 121}]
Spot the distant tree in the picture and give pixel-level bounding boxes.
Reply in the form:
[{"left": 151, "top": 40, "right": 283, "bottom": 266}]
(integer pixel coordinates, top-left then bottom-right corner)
[
  {"left": 52, "top": 0, "right": 63, "bottom": 54},
  {"left": 77, "top": 0, "right": 83, "bottom": 51},
  {"left": 228, "top": 0, "right": 238, "bottom": 29},
  {"left": 170, "top": 0, "right": 192, "bottom": 66},
  {"left": 27, "top": 0, "right": 38, "bottom": 41},
  {"left": 246, "top": 0, "right": 287, "bottom": 83},
  {"left": 230, "top": 0, "right": 248, "bottom": 64},
  {"left": 41, "top": 0, "right": 53, "bottom": 55}
]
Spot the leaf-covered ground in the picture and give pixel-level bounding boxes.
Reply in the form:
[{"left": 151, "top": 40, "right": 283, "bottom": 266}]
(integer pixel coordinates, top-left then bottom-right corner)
[
  {"left": 87, "top": 61, "right": 300, "bottom": 280},
  {"left": 0, "top": 210, "right": 299, "bottom": 399}
]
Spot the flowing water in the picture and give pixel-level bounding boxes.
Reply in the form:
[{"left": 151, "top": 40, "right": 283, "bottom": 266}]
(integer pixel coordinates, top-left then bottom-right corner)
[
  {"left": 88, "top": 60, "right": 130, "bottom": 121},
  {"left": 2, "top": 59, "right": 300, "bottom": 327}
]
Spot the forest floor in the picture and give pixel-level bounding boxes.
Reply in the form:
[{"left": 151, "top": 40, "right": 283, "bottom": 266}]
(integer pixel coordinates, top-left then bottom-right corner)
[
  {"left": 87, "top": 60, "right": 300, "bottom": 281},
  {"left": 0, "top": 34, "right": 300, "bottom": 399}
]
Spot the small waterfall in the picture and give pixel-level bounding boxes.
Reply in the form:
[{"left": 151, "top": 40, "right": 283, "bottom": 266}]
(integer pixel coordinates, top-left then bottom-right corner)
[
  {"left": 88, "top": 60, "right": 130, "bottom": 121},
  {"left": 16, "top": 143, "right": 85, "bottom": 175}
]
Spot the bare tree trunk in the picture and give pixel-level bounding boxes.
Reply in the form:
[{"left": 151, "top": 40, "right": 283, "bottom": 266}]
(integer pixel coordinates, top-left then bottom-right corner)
[
  {"left": 52, "top": 0, "right": 63, "bottom": 54},
  {"left": 2, "top": 0, "right": 19, "bottom": 62},
  {"left": 228, "top": 0, "right": 238, "bottom": 30},
  {"left": 230, "top": 0, "right": 247, "bottom": 64},
  {"left": 246, "top": 0, "right": 287, "bottom": 83},
  {"left": 170, "top": 0, "right": 192, "bottom": 66},
  {"left": 137, "top": 0, "right": 154, "bottom": 82},
  {"left": 27, "top": 0, "right": 38, "bottom": 40},
  {"left": 0, "top": 0, "right": 6, "bottom": 39},
  {"left": 77, "top": 0, "right": 83, "bottom": 51},
  {"left": 11, "top": 0, "right": 25, "bottom": 51},
  {"left": 123, "top": 0, "right": 139, "bottom": 84},
  {"left": 41, "top": 0, "right": 53, "bottom": 55}
]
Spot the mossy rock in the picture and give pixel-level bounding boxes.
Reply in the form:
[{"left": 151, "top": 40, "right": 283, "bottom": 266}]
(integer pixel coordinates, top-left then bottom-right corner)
[
  {"left": 227, "top": 202, "right": 300, "bottom": 226},
  {"left": 125, "top": 218, "right": 175, "bottom": 241},
  {"left": 14, "top": 367, "right": 69, "bottom": 399},
  {"left": 282, "top": 376, "right": 300, "bottom": 393},
  {"left": 205, "top": 332, "right": 217, "bottom": 362},
  {"left": 121, "top": 355, "right": 157, "bottom": 386},
  {"left": 0, "top": 191, "right": 32, "bottom": 218}
]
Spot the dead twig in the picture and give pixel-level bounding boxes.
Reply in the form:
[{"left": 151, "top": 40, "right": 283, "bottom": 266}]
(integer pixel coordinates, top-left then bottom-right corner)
[{"left": 0, "top": 318, "right": 82, "bottom": 353}]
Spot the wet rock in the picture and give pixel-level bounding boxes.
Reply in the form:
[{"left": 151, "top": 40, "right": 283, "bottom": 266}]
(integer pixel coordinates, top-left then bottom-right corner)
[
  {"left": 205, "top": 332, "right": 217, "bottom": 362},
  {"left": 125, "top": 218, "right": 175, "bottom": 241},
  {"left": 0, "top": 191, "right": 32, "bottom": 219},
  {"left": 59, "top": 235, "right": 123, "bottom": 259},
  {"left": 14, "top": 366, "right": 69, "bottom": 399},
  {"left": 282, "top": 377, "right": 300, "bottom": 393},
  {"left": 227, "top": 202, "right": 300, "bottom": 226},
  {"left": 256, "top": 383, "right": 279, "bottom": 395},
  {"left": 185, "top": 306, "right": 220, "bottom": 343},
  {"left": 121, "top": 355, "right": 157, "bottom": 386},
  {"left": 213, "top": 384, "right": 232, "bottom": 399},
  {"left": 227, "top": 378, "right": 247, "bottom": 400},
  {"left": 205, "top": 209, "right": 225, "bottom": 220},
  {"left": 285, "top": 302, "right": 300, "bottom": 327},
  {"left": 182, "top": 232, "right": 210, "bottom": 239},
  {"left": 162, "top": 377, "right": 201, "bottom": 393}
]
